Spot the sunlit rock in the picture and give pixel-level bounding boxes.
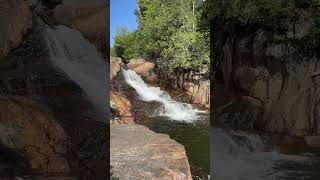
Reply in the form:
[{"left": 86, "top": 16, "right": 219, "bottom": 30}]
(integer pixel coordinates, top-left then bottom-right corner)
[{"left": 111, "top": 124, "right": 192, "bottom": 180}]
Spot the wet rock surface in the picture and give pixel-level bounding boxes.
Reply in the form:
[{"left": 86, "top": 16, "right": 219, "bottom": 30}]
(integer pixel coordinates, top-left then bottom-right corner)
[
  {"left": 110, "top": 124, "right": 192, "bottom": 180},
  {"left": 158, "top": 70, "right": 210, "bottom": 108},
  {"left": 0, "top": 22, "right": 108, "bottom": 180},
  {"left": 0, "top": 0, "right": 32, "bottom": 60}
]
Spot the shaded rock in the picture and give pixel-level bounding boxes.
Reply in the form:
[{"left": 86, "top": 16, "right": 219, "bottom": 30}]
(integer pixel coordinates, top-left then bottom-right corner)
[
  {"left": 145, "top": 73, "right": 158, "bottom": 84},
  {"left": 110, "top": 92, "right": 134, "bottom": 124},
  {"left": 0, "top": 0, "right": 32, "bottom": 60},
  {"left": 110, "top": 124, "right": 192, "bottom": 180},
  {"left": 218, "top": 28, "right": 320, "bottom": 136},
  {"left": 47, "top": 155, "right": 70, "bottom": 173},
  {"left": 32, "top": 177, "right": 77, "bottom": 180},
  {"left": 158, "top": 70, "right": 210, "bottom": 108},
  {"left": 0, "top": 96, "right": 69, "bottom": 174}
]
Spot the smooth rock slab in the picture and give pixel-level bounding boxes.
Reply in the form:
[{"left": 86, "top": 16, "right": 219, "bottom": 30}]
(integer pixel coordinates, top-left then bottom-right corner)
[{"left": 111, "top": 124, "right": 192, "bottom": 180}]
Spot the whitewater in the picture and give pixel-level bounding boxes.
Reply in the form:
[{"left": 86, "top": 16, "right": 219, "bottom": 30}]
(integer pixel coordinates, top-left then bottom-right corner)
[{"left": 123, "top": 69, "right": 204, "bottom": 122}]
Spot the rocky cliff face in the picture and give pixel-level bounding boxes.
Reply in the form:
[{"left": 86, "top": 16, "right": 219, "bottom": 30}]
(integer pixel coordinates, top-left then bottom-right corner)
[
  {"left": 158, "top": 69, "right": 210, "bottom": 108},
  {"left": 0, "top": 53, "right": 108, "bottom": 179},
  {"left": 0, "top": 2, "right": 108, "bottom": 178},
  {"left": 0, "top": 0, "right": 32, "bottom": 61},
  {"left": 216, "top": 25, "right": 320, "bottom": 136}
]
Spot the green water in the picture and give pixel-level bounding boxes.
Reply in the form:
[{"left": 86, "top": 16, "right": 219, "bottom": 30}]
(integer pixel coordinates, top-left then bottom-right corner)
[{"left": 127, "top": 91, "right": 210, "bottom": 179}]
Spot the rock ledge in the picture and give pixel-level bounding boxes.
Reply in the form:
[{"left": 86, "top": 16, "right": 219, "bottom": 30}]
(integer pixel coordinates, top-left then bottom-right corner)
[{"left": 111, "top": 124, "right": 192, "bottom": 180}]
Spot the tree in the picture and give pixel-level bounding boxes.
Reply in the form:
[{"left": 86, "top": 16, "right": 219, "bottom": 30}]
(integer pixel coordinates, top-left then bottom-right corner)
[
  {"left": 113, "top": 27, "right": 139, "bottom": 62},
  {"left": 113, "top": 0, "right": 210, "bottom": 73},
  {"left": 137, "top": 0, "right": 210, "bottom": 72}
]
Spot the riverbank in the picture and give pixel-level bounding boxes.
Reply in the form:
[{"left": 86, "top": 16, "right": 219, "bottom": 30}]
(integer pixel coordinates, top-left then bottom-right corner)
[{"left": 110, "top": 56, "right": 209, "bottom": 179}]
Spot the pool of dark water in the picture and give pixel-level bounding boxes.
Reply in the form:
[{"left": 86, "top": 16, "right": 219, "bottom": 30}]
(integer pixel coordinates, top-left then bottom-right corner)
[{"left": 126, "top": 89, "right": 210, "bottom": 179}]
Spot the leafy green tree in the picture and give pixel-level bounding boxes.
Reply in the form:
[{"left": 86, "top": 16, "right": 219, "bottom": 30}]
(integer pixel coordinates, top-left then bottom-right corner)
[
  {"left": 137, "top": 0, "right": 209, "bottom": 72},
  {"left": 209, "top": 0, "right": 320, "bottom": 57},
  {"left": 113, "top": 27, "right": 139, "bottom": 62},
  {"left": 113, "top": 0, "right": 210, "bottom": 73},
  {"left": 110, "top": 47, "right": 117, "bottom": 57}
]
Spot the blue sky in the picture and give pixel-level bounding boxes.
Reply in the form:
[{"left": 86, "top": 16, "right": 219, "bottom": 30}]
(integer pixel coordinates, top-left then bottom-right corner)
[{"left": 110, "top": 0, "right": 138, "bottom": 47}]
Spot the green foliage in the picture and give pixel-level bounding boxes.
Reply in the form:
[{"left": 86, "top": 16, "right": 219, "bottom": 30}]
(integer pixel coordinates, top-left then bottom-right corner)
[
  {"left": 209, "top": 0, "right": 320, "bottom": 56},
  {"left": 113, "top": 27, "right": 139, "bottom": 62},
  {"left": 139, "top": 0, "right": 209, "bottom": 72},
  {"left": 110, "top": 47, "right": 117, "bottom": 57},
  {"left": 113, "top": 0, "right": 210, "bottom": 73}
]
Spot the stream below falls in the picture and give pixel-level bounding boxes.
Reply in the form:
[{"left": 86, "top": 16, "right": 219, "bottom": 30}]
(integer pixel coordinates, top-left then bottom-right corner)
[
  {"left": 121, "top": 69, "right": 320, "bottom": 180},
  {"left": 211, "top": 95, "right": 320, "bottom": 180},
  {"left": 122, "top": 69, "right": 210, "bottom": 179}
]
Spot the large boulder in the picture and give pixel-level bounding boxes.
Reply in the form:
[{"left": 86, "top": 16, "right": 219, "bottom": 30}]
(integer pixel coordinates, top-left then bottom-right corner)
[
  {"left": 110, "top": 92, "right": 134, "bottom": 124},
  {"left": 53, "top": 1, "right": 108, "bottom": 56},
  {"left": 183, "top": 80, "right": 210, "bottom": 107},
  {"left": 127, "top": 59, "right": 147, "bottom": 69},
  {"left": 0, "top": 0, "right": 32, "bottom": 60},
  {"left": 0, "top": 96, "right": 70, "bottom": 175},
  {"left": 110, "top": 124, "right": 192, "bottom": 180},
  {"left": 161, "top": 70, "right": 210, "bottom": 108},
  {"left": 127, "top": 59, "right": 155, "bottom": 78},
  {"left": 110, "top": 56, "right": 121, "bottom": 80}
]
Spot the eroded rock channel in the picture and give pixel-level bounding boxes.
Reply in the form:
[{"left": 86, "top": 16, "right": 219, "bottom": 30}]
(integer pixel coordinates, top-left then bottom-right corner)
[{"left": 110, "top": 57, "right": 210, "bottom": 179}]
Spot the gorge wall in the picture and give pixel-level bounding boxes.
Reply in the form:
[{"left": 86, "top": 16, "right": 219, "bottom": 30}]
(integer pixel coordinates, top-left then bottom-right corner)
[
  {"left": 214, "top": 11, "right": 320, "bottom": 137},
  {"left": 0, "top": 0, "right": 108, "bottom": 179}
]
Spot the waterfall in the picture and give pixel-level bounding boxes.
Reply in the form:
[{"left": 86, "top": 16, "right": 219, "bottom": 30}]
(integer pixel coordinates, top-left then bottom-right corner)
[
  {"left": 123, "top": 69, "right": 203, "bottom": 122},
  {"left": 211, "top": 128, "right": 314, "bottom": 180},
  {"left": 42, "top": 25, "right": 107, "bottom": 120}
]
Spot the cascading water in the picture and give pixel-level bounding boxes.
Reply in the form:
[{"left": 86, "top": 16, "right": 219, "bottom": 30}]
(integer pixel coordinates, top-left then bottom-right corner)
[
  {"left": 211, "top": 127, "right": 320, "bottom": 180},
  {"left": 42, "top": 25, "right": 107, "bottom": 120},
  {"left": 123, "top": 69, "right": 203, "bottom": 122}
]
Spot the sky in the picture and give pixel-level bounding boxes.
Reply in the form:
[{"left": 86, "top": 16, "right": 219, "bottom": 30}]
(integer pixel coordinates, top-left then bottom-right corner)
[{"left": 110, "top": 0, "right": 138, "bottom": 47}]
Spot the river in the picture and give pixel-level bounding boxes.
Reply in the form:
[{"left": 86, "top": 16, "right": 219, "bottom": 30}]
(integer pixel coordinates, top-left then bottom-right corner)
[
  {"left": 211, "top": 94, "right": 320, "bottom": 180},
  {"left": 122, "top": 69, "right": 210, "bottom": 179}
]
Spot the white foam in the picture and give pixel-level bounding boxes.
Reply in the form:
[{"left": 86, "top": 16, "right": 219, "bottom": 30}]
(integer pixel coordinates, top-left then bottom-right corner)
[
  {"left": 123, "top": 69, "right": 203, "bottom": 122},
  {"left": 43, "top": 25, "right": 107, "bottom": 119},
  {"left": 211, "top": 128, "right": 312, "bottom": 180}
]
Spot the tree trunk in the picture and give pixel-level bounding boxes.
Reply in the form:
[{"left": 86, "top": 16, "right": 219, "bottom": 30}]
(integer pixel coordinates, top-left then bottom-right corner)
[
  {"left": 192, "top": 1, "right": 195, "bottom": 30},
  {"left": 137, "top": 0, "right": 143, "bottom": 22}
]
